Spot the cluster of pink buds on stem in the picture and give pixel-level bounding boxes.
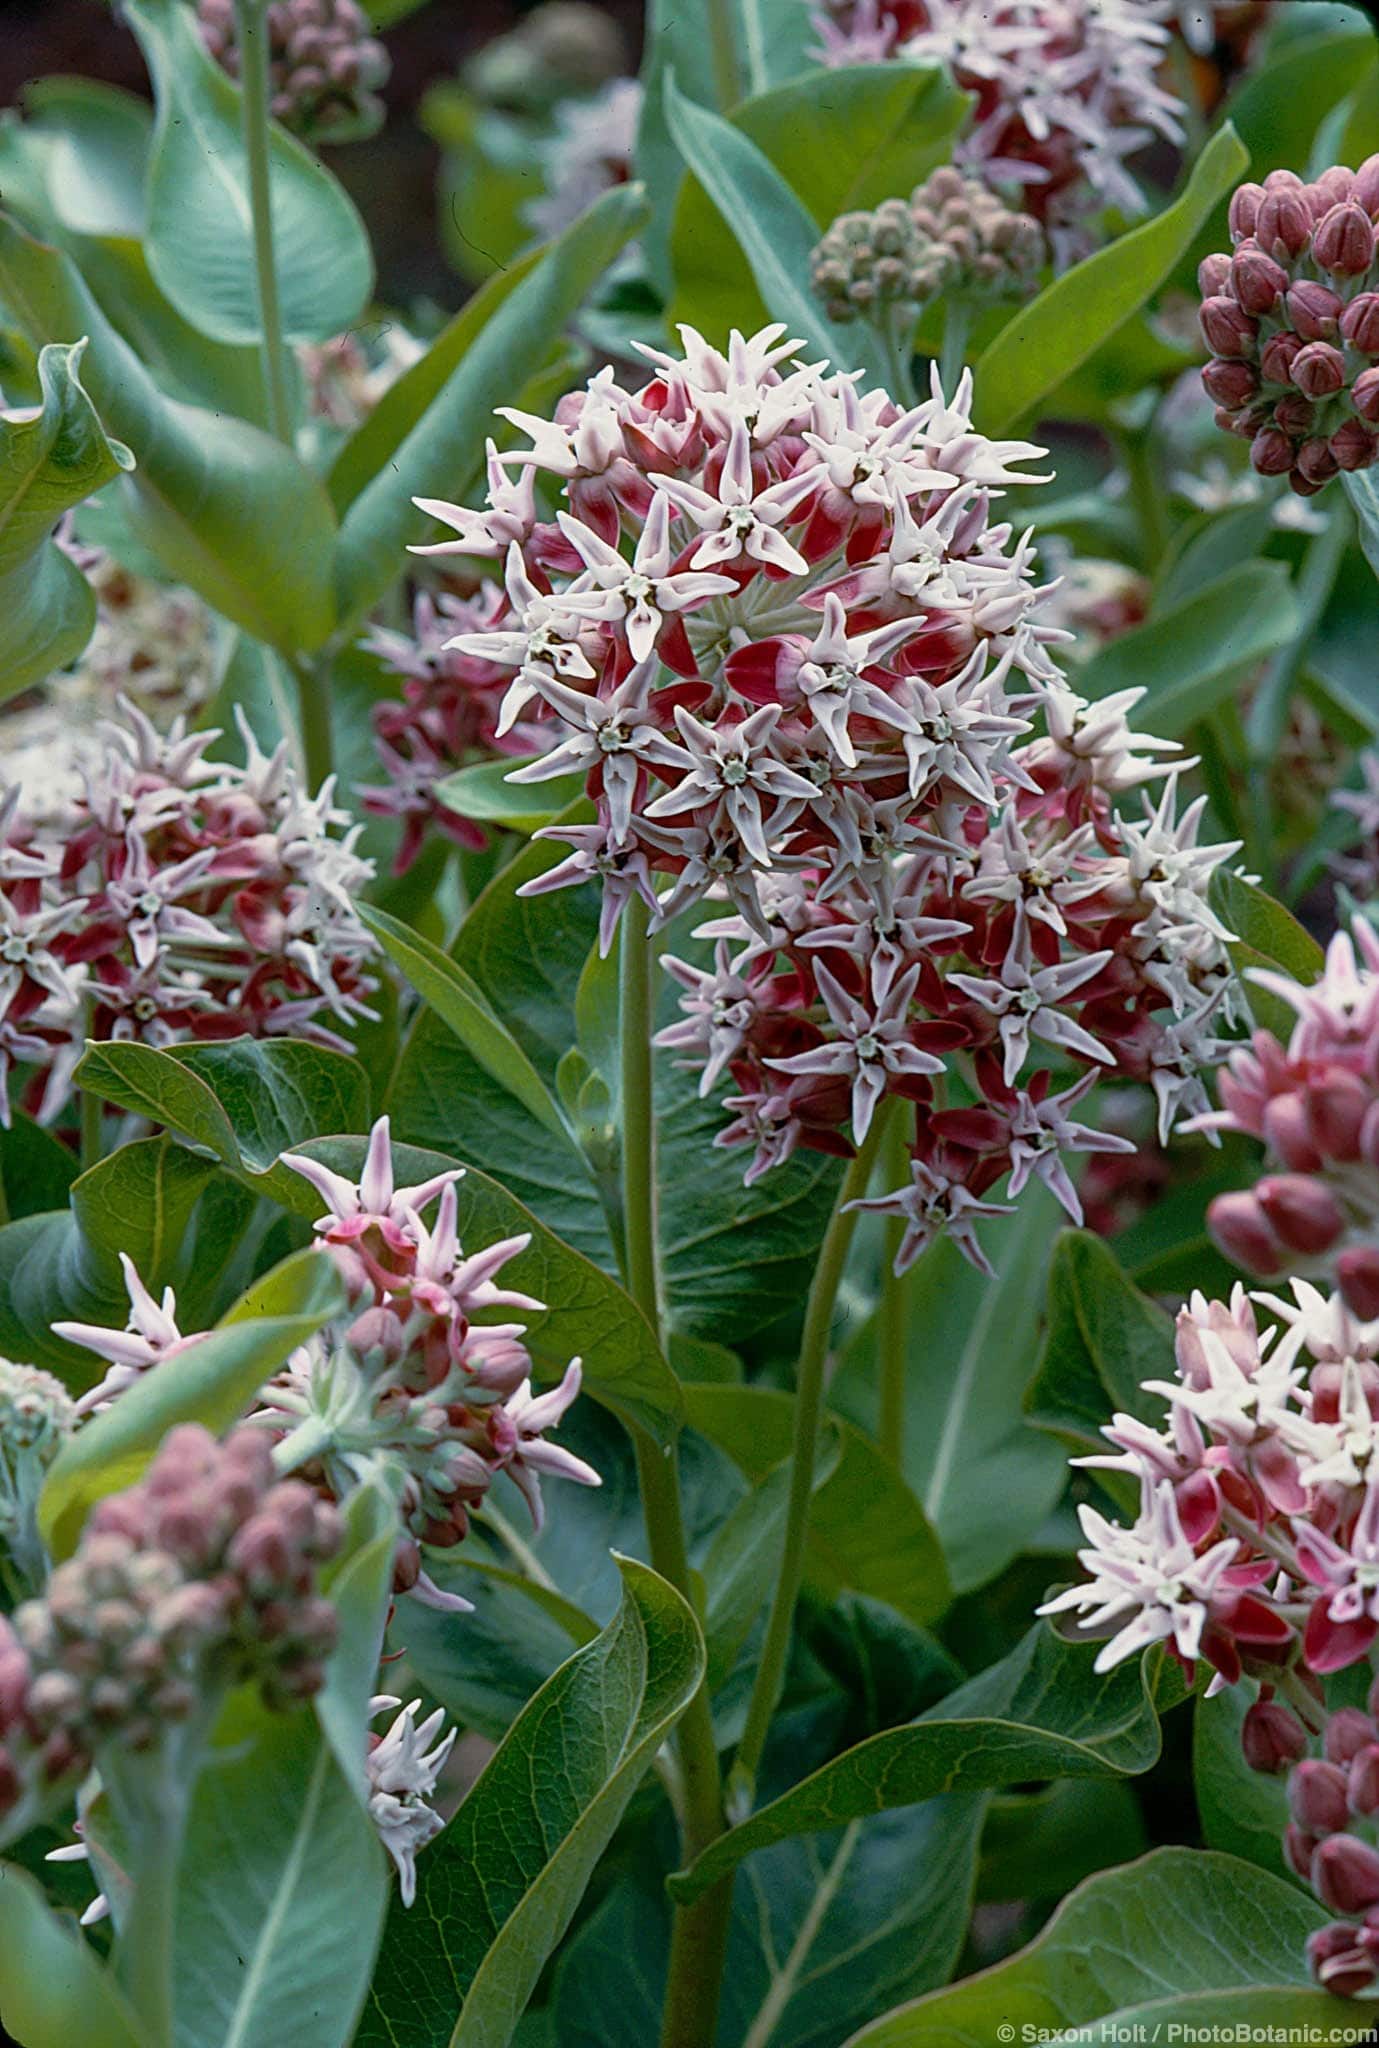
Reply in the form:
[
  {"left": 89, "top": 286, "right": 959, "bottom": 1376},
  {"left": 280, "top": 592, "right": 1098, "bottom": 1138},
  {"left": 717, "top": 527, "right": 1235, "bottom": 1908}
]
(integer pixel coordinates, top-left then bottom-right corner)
[
  {"left": 1187, "top": 919, "right": 1379, "bottom": 1320},
  {"left": 0, "top": 1425, "right": 339, "bottom": 1835},
  {"left": 198, "top": 0, "right": 390, "bottom": 142},
  {"left": 0, "top": 698, "right": 376, "bottom": 1127},
  {"left": 1040, "top": 1276, "right": 1379, "bottom": 1995},
  {"left": 809, "top": 1, "right": 1186, "bottom": 259},
  {"left": 359, "top": 586, "right": 554, "bottom": 873},
  {"left": 57, "top": 1121, "right": 601, "bottom": 1611},
  {"left": 1199, "top": 158, "right": 1379, "bottom": 494}
]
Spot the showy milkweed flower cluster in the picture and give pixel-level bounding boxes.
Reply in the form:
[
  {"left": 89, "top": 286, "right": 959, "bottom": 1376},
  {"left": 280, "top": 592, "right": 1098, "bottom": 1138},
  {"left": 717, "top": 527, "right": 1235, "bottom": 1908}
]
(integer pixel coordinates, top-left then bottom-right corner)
[
  {"left": 409, "top": 322, "right": 1239, "bottom": 1267},
  {"left": 57, "top": 1119, "right": 600, "bottom": 1609},
  {"left": 1188, "top": 921, "right": 1379, "bottom": 1322},
  {"left": 198, "top": 0, "right": 390, "bottom": 142},
  {"left": 810, "top": 0, "right": 1186, "bottom": 257},
  {"left": 0, "top": 1425, "right": 339, "bottom": 1835},
  {"left": 0, "top": 699, "right": 376, "bottom": 1127},
  {"left": 1198, "top": 158, "right": 1379, "bottom": 495},
  {"left": 1039, "top": 1278, "right": 1379, "bottom": 1999}
]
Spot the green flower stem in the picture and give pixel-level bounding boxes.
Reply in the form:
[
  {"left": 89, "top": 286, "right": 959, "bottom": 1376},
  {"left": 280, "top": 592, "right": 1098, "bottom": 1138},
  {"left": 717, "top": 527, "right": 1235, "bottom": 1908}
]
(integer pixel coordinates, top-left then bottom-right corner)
[
  {"left": 876, "top": 1105, "right": 912, "bottom": 1465},
  {"left": 1244, "top": 495, "right": 1351, "bottom": 888},
  {"left": 728, "top": 1099, "right": 895, "bottom": 1814},
  {"left": 289, "top": 651, "right": 334, "bottom": 790},
  {"left": 271, "top": 1410, "right": 335, "bottom": 1476},
  {"left": 232, "top": 0, "right": 294, "bottom": 445},
  {"left": 707, "top": 0, "right": 743, "bottom": 111},
  {"left": 1120, "top": 418, "right": 1168, "bottom": 570},
  {"left": 938, "top": 300, "right": 971, "bottom": 397},
  {"left": 618, "top": 894, "right": 733, "bottom": 2048},
  {"left": 107, "top": 1733, "right": 202, "bottom": 2048}
]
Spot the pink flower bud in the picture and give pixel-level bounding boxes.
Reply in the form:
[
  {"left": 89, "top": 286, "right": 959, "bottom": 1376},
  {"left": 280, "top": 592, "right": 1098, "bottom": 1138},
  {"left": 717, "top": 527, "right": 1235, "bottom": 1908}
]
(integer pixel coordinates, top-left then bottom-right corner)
[
  {"left": 1228, "top": 182, "right": 1265, "bottom": 241},
  {"left": 1309, "top": 166, "right": 1358, "bottom": 217},
  {"left": 1241, "top": 1699, "right": 1306, "bottom": 1774},
  {"left": 1260, "top": 331, "right": 1304, "bottom": 385},
  {"left": 1198, "top": 251, "right": 1232, "bottom": 296},
  {"left": 1358, "top": 153, "right": 1379, "bottom": 216},
  {"left": 1262, "top": 1092, "right": 1323, "bottom": 1171},
  {"left": 1230, "top": 247, "right": 1287, "bottom": 315},
  {"left": 1273, "top": 393, "right": 1317, "bottom": 438},
  {"left": 1199, "top": 295, "right": 1258, "bottom": 358},
  {"left": 1208, "top": 1190, "right": 1285, "bottom": 1270},
  {"left": 1307, "top": 1072, "right": 1375, "bottom": 1161},
  {"left": 1326, "top": 1708, "right": 1379, "bottom": 1766},
  {"left": 1308, "top": 1923, "right": 1377, "bottom": 1998},
  {"left": 1286, "top": 1822, "right": 1321, "bottom": 1879},
  {"left": 1353, "top": 366, "right": 1379, "bottom": 423},
  {"left": 1291, "top": 1758, "right": 1351, "bottom": 1835},
  {"left": 1350, "top": 1745, "right": 1379, "bottom": 1817},
  {"left": 1342, "top": 293, "right": 1379, "bottom": 355},
  {"left": 1257, "top": 187, "right": 1314, "bottom": 262},
  {"left": 1334, "top": 419, "right": 1379, "bottom": 472},
  {"left": 1314, "top": 200, "right": 1376, "bottom": 277},
  {"left": 0, "top": 1747, "right": 19, "bottom": 1813},
  {"left": 1313, "top": 1834, "right": 1379, "bottom": 1914},
  {"left": 1295, "top": 437, "right": 1341, "bottom": 488},
  {"left": 1257, "top": 1174, "right": 1345, "bottom": 1254},
  {"left": 1250, "top": 428, "right": 1296, "bottom": 479},
  {"left": 1339, "top": 1248, "right": 1379, "bottom": 1323},
  {"left": 1291, "top": 342, "right": 1346, "bottom": 399},
  {"left": 1286, "top": 280, "right": 1344, "bottom": 340},
  {"left": 1201, "top": 357, "right": 1259, "bottom": 408}
]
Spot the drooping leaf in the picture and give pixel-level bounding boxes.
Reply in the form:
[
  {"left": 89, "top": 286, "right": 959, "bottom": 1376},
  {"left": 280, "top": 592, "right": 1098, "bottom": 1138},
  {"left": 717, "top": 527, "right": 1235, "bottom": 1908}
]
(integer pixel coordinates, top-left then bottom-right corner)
[
  {"left": 171, "top": 1691, "right": 388, "bottom": 2048},
  {"left": 0, "top": 338, "right": 132, "bottom": 701},
  {"left": 670, "top": 1622, "right": 1164, "bottom": 1901},
  {"left": 332, "top": 183, "right": 647, "bottom": 628},
  {"left": 37, "top": 1247, "right": 346, "bottom": 1560},
  {"left": 667, "top": 63, "right": 967, "bottom": 345},
  {"left": 1193, "top": 1683, "right": 1295, "bottom": 1885},
  {"left": 0, "top": 213, "right": 337, "bottom": 650},
  {"left": 974, "top": 122, "right": 1249, "bottom": 432},
  {"left": 0, "top": 1861, "right": 148, "bottom": 2048},
  {"left": 1208, "top": 868, "right": 1325, "bottom": 1039},
  {"left": 1024, "top": 1230, "right": 1174, "bottom": 1461},
  {"left": 356, "top": 1558, "right": 703, "bottom": 2048},
  {"left": 841, "top": 1849, "right": 1369, "bottom": 2045},
  {"left": 1076, "top": 563, "right": 1301, "bottom": 739},
  {"left": 123, "top": 0, "right": 373, "bottom": 345}
]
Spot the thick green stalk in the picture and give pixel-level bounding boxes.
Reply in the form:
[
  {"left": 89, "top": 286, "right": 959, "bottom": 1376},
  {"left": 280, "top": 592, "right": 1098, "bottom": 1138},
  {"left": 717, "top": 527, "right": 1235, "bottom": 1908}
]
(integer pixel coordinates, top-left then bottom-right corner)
[
  {"left": 876, "top": 1105, "right": 912, "bottom": 1465},
  {"left": 707, "top": 0, "right": 743, "bottom": 110},
  {"left": 938, "top": 300, "right": 971, "bottom": 397},
  {"left": 290, "top": 652, "right": 335, "bottom": 790},
  {"left": 232, "top": 0, "right": 293, "bottom": 444},
  {"left": 729, "top": 1101, "right": 895, "bottom": 1812},
  {"left": 618, "top": 897, "right": 733, "bottom": 2048},
  {"left": 108, "top": 1750, "right": 191, "bottom": 2048}
]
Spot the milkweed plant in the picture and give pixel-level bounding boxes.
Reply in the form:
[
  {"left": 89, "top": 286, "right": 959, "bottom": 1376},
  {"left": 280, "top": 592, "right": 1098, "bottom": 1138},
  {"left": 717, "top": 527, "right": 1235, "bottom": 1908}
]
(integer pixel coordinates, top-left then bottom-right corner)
[{"left": 6, "top": 0, "right": 1379, "bottom": 2043}]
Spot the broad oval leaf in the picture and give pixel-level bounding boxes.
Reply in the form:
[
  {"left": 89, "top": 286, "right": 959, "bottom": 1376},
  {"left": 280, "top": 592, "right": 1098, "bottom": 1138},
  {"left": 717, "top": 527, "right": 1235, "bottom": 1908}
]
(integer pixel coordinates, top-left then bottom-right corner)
[
  {"left": 171, "top": 1691, "right": 388, "bottom": 2048},
  {"left": 670, "top": 1622, "right": 1164, "bottom": 1902},
  {"left": 1024, "top": 1230, "right": 1175, "bottom": 1463},
  {"left": 0, "top": 1861, "right": 148, "bottom": 2048},
  {"left": 38, "top": 1246, "right": 346, "bottom": 1560},
  {"left": 1208, "top": 868, "right": 1325, "bottom": 1039},
  {"left": 0, "top": 338, "right": 132, "bottom": 702},
  {"left": 1076, "top": 562, "right": 1301, "bottom": 739},
  {"left": 1193, "top": 1683, "right": 1295, "bottom": 1884},
  {"left": 840, "top": 1848, "right": 1370, "bottom": 2045},
  {"left": 975, "top": 122, "right": 1248, "bottom": 432},
  {"left": 432, "top": 757, "right": 586, "bottom": 834},
  {"left": 332, "top": 182, "right": 647, "bottom": 628},
  {"left": 357, "top": 1556, "right": 704, "bottom": 2048},
  {"left": 0, "top": 213, "right": 338, "bottom": 650},
  {"left": 123, "top": 0, "right": 373, "bottom": 346}
]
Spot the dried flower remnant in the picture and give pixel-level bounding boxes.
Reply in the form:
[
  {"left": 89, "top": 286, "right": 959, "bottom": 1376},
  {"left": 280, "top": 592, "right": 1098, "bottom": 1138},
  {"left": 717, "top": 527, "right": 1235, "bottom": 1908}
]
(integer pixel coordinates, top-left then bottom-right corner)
[
  {"left": 1199, "top": 157, "right": 1379, "bottom": 495},
  {"left": 0, "top": 1425, "right": 339, "bottom": 1831},
  {"left": 811, "top": 0, "right": 1186, "bottom": 258},
  {"left": 198, "top": 0, "right": 390, "bottom": 142}
]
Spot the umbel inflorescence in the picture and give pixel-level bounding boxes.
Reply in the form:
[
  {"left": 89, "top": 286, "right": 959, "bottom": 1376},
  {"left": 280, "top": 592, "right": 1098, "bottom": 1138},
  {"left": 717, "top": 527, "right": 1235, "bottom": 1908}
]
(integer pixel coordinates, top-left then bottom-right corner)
[
  {"left": 411, "top": 321, "right": 1240, "bottom": 1270},
  {"left": 811, "top": 167, "right": 1047, "bottom": 326},
  {"left": 1198, "top": 158, "right": 1379, "bottom": 494},
  {"left": 1042, "top": 1278, "right": 1379, "bottom": 1999}
]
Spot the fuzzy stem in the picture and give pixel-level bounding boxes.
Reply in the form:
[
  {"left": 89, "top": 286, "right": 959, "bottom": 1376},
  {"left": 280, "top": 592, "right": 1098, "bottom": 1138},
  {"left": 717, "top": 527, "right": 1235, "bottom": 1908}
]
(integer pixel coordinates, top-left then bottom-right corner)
[
  {"left": 728, "top": 1101, "right": 895, "bottom": 1813},
  {"left": 233, "top": 0, "right": 294, "bottom": 444},
  {"left": 876, "top": 1103, "right": 912, "bottom": 1464},
  {"left": 271, "top": 1411, "right": 335, "bottom": 1475},
  {"left": 617, "top": 895, "right": 733, "bottom": 2048}
]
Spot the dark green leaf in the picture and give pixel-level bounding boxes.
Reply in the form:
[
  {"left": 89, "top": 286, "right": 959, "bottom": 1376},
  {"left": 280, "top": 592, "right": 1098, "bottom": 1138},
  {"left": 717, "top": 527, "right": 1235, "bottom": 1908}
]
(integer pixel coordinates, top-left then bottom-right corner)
[
  {"left": 670, "top": 1622, "right": 1164, "bottom": 1900},
  {"left": 1025, "top": 1230, "right": 1174, "bottom": 1458},
  {"left": 1193, "top": 1683, "right": 1295, "bottom": 1884},
  {"left": 123, "top": 0, "right": 373, "bottom": 345},
  {"left": 0, "top": 338, "right": 132, "bottom": 701},
  {"left": 975, "top": 123, "right": 1249, "bottom": 432},
  {"left": 842, "top": 1849, "right": 1369, "bottom": 2045},
  {"left": 432, "top": 757, "right": 585, "bottom": 833},
  {"left": 0, "top": 1861, "right": 147, "bottom": 2048},
  {"left": 977, "top": 1778, "right": 1148, "bottom": 1905},
  {"left": 1208, "top": 869, "right": 1325, "bottom": 1038}
]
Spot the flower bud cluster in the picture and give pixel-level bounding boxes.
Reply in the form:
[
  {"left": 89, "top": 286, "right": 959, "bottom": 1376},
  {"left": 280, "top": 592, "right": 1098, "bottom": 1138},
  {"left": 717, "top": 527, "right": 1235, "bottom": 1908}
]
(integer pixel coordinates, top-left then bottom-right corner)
[
  {"left": 0, "top": 698, "right": 377, "bottom": 1128},
  {"left": 359, "top": 586, "right": 551, "bottom": 875},
  {"left": 1042, "top": 1275, "right": 1379, "bottom": 1994},
  {"left": 1198, "top": 160, "right": 1379, "bottom": 495},
  {"left": 466, "top": 0, "right": 629, "bottom": 112},
  {"left": 811, "top": 168, "right": 1046, "bottom": 324},
  {"left": 1188, "top": 920, "right": 1379, "bottom": 1321},
  {"left": 0, "top": 1359, "right": 74, "bottom": 1591},
  {"left": 0, "top": 1425, "right": 339, "bottom": 1820},
  {"left": 198, "top": 0, "right": 389, "bottom": 143},
  {"left": 811, "top": 1, "right": 1186, "bottom": 259}
]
